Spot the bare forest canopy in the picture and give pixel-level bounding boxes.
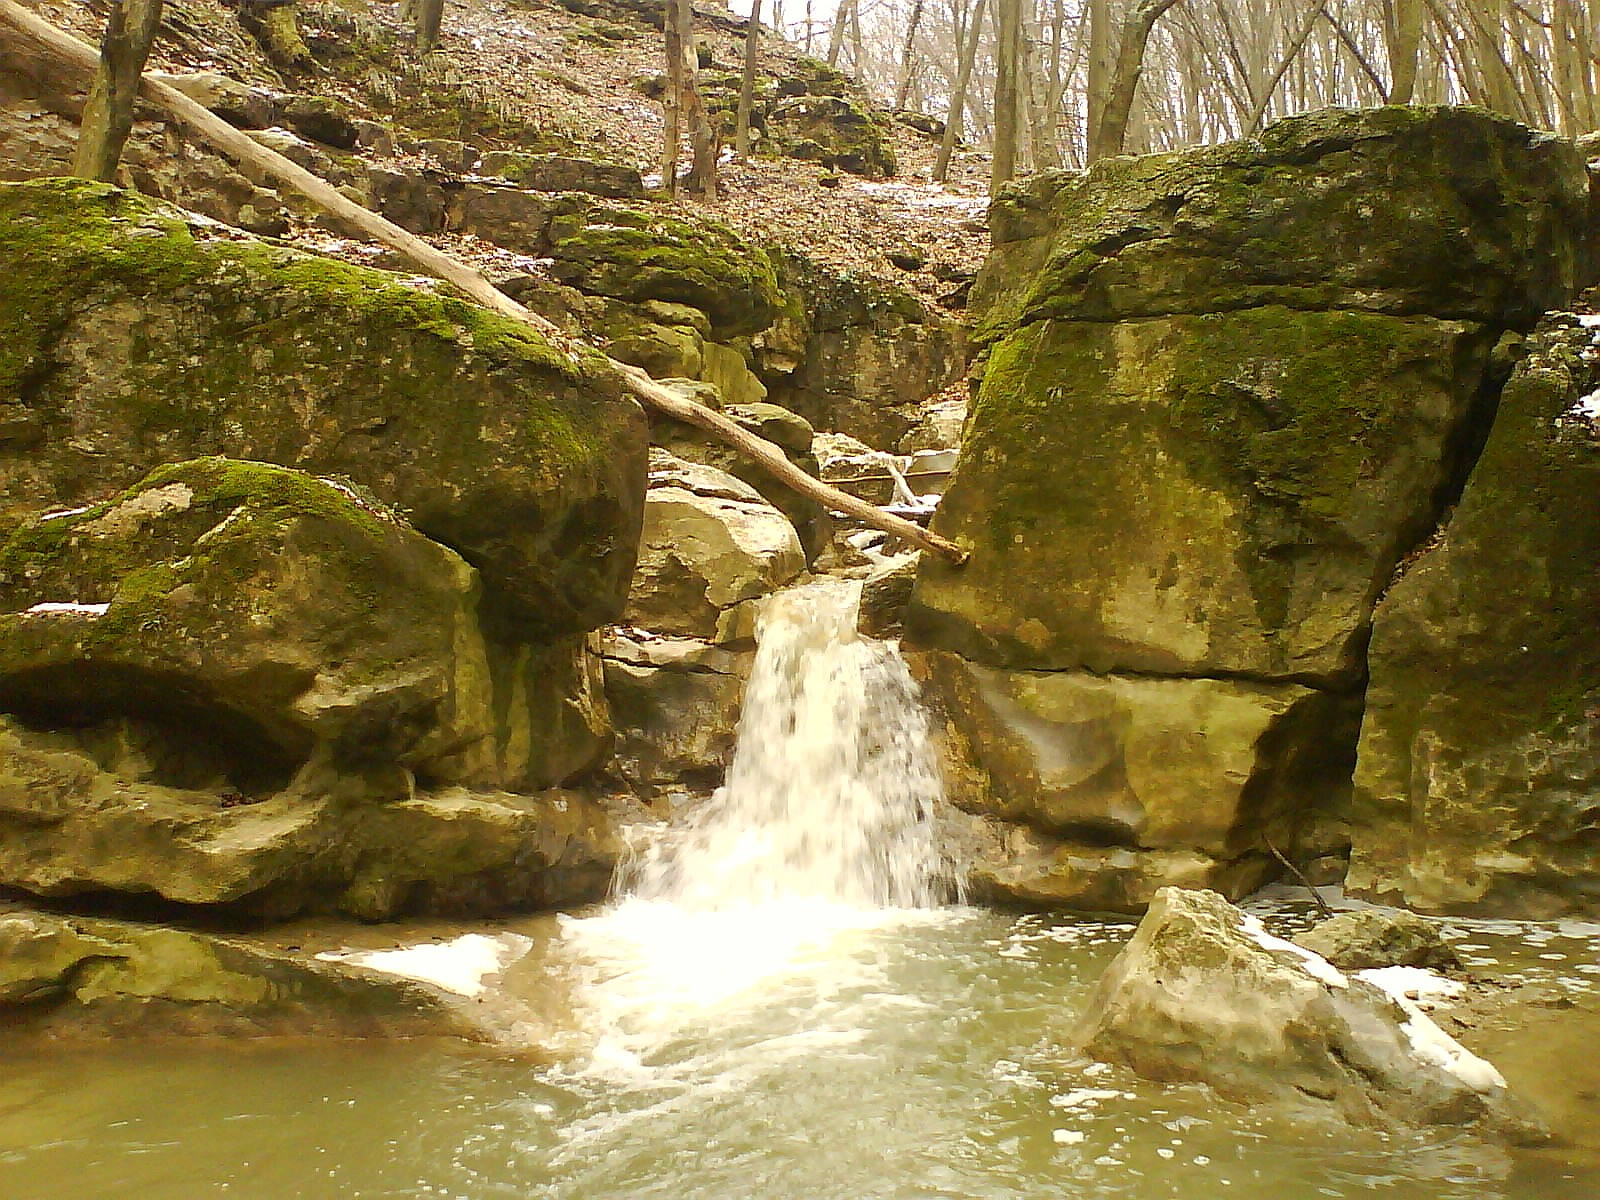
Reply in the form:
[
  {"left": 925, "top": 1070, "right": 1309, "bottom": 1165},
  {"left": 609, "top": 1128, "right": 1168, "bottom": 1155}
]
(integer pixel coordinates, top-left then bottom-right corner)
[{"left": 768, "top": 0, "right": 1599, "bottom": 168}]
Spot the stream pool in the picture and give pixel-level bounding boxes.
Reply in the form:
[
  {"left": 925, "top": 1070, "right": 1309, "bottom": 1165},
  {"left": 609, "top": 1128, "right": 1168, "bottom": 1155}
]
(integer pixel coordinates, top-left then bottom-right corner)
[{"left": 3, "top": 897, "right": 1597, "bottom": 1200}]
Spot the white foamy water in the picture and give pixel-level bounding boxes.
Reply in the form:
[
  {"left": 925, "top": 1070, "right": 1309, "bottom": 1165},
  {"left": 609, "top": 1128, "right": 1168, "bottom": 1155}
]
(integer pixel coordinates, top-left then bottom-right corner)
[
  {"left": 559, "top": 579, "right": 960, "bottom": 1079},
  {"left": 620, "top": 578, "right": 952, "bottom": 911}
]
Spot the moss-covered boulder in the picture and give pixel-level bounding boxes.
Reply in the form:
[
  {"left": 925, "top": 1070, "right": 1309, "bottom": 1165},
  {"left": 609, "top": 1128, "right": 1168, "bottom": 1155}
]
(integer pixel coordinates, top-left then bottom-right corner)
[
  {"left": 973, "top": 106, "right": 1592, "bottom": 343},
  {"left": 0, "top": 458, "right": 495, "bottom": 781},
  {"left": 914, "top": 651, "right": 1358, "bottom": 909},
  {"left": 0, "top": 179, "right": 646, "bottom": 638},
  {"left": 761, "top": 93, "right": 897, "bottom": 178},
  {"left": 1345, "top": 318, "right": 1600, "bottom": 916},
  {"left": 478, "top": 151, "right": 645, "bottom": 199},
  {"left": 910, "top": 309, "right": 1498, "bottom": 684},
  {"left": 547, "top": 200, "right": 783, "bottom": 339}
]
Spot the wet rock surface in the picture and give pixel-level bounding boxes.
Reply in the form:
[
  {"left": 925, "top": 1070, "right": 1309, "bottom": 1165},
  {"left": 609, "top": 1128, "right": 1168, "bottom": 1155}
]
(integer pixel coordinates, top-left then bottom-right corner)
[{"left": 1076, "top": 889, "right": 1544, "bottom": 1140}]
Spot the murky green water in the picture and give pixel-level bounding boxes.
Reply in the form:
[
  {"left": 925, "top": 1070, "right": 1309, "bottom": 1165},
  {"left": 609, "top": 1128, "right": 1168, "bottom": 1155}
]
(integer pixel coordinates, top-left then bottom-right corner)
[{"left": 3, "top": 901, "right": 1596, "bottom": 1200}]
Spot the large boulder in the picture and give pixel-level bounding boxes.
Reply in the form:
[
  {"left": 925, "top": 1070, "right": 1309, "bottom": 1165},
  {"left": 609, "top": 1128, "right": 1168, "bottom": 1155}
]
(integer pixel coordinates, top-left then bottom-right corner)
[
  {"left": 915, "top": 651, "right": 1358, "bottom": 909},
  {"left": 1346, "top": 318, "right": 1600, "bottom": 916},
  {"left": 911, "top": 308, "right": 1498, "bottom": 683},
  {"left": 974, "top": 106, "right": 1591, "bottom": 338},
  {"left": 902, "top": 109, "right": 1594, "bottom": 912},
  {"left": 623, "top": 454, "right": 805, "bottom": 639},
  {"left": 0, "top": 179, "right": 647, "bottom": 639},
  {"left": 1075, "top": 888, "right": 1541, "bottom": 1139},
  {"left": 0, "top": 458, "right": 495, "bottom": 783}
]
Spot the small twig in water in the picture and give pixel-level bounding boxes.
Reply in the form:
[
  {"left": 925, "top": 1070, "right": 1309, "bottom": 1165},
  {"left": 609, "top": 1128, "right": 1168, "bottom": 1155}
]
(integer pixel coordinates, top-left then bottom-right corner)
[{"left": 1264, "top": 834, "right": 1333, "bottom": 919}]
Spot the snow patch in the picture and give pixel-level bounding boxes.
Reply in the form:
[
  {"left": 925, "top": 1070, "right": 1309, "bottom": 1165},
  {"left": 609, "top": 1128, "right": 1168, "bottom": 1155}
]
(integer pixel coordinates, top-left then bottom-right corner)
[
  {"left": 1395, "top": 1001, "right": 1506, "bottom": 1092},
  {"left": 1357, "top": 965, "right": 1465, "bottom": 1010},
  {"left": 1239, "top": 912, "right": 1348, "bottom": 988},
  {"left": 21, "top": 602, "right": 109, "bottom": 617},
  {"left": 317, "top": 932, "right": 533, "bottom": 997}
]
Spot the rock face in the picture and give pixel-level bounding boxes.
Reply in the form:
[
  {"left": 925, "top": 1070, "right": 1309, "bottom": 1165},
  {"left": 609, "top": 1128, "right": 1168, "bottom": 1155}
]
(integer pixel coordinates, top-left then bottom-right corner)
[
  {"left": 916, "top": 652, "right": 1359, "bottom": 909},
  {"left": 1346, "top": 318, "right": 1600, "bottom": 916},
  {"left": 0, "top": 179, "right": 647, "bottom": 639},
  {"left": 601, "top": 630, "right": 749, "bottom": 796},
  {"left": 1075, "top": 889, "right": 1539, "bottom": 1139},
  {"left": 905, "top": 108, "right": 1594, "bottom": 910},
  {"left": 0, "top": 717, "right": 617, "bottom": 921}
]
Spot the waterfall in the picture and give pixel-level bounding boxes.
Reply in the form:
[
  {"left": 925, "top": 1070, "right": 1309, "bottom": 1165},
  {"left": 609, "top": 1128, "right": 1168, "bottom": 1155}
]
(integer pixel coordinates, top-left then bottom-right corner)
[
  {"left": 617, "top": 577, "right": 954, "bottom": 911},
  {"left": 557, "top": 579, "right": 958, "bottom": 1050}
]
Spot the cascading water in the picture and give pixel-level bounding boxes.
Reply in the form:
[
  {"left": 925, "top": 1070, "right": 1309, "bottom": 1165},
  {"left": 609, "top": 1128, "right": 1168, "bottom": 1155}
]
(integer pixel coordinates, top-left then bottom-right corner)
[
  {"left": 556, "top": 577, "right": 962, "bottom": 1070},
  {"left": 617, "top": 577, "right": 955, "bottom": 911}
]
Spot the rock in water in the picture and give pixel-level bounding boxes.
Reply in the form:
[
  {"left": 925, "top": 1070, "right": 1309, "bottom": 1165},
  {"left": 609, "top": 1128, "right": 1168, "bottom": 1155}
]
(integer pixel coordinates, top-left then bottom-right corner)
[
  {"left": 1296, "top": 909, "right": 1462, "bottom": 972},
  {"left": 1074, "top": 888, "right": 1542, "bottom": 1140}
]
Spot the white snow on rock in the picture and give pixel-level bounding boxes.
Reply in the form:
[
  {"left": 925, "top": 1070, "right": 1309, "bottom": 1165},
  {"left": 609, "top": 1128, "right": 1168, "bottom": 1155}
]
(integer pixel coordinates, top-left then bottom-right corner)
[
  {"left": 1239, "top": 912, "right": 1349, "bottom": 988},
  {"left": 1356, "top": 965, "right": 1465, "bottom": 1009},
  {"left": 318, "top": 932, "right": 533, "bottom": 997},
  {"left": 21, "top": 602, "right": 110, "bottom": 617}
]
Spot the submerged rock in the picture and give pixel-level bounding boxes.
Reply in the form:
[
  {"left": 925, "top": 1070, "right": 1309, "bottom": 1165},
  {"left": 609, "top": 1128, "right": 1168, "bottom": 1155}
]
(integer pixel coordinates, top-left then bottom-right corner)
[
  {"left": 1347, "top": 317, "right": 1600, "bottom": 916},
  {"left": 0, "top": 908, "right": 489, "bottom": 1040},
  {"left": 1074, "top": 888, "right": 1543, "bottom": 1140}
]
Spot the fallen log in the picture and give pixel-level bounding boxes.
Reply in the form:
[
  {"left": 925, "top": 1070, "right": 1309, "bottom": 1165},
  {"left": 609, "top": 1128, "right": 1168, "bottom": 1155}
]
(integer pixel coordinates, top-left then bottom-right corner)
[{"left": 0, "top": 0, "right": 969, "bottom": 565}]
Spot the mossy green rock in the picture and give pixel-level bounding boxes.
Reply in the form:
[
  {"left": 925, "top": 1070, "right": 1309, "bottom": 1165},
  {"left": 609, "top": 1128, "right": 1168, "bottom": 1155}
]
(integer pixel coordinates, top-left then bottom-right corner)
[
  {"left": 547, "top": 200, "right": 783, "bottom": 339},
  {"left": 1346, "top": 319, "right": 1600, "bottom": 916},
  {"left": 973, "top": 106, "right": 1592, "bottom": 344},
  {"left": 763, "top": 253, "right": 967, "bottom": 449},
  {"left": 0, "top": 458, "right": 495, "bottom": 779},
  {"left": 910, "top": 309, "right": 1496, "bottom": 683},
  {"left": 760, "top": 93, "right": 897, "bottom": 178},
  {"left": 0, "top": 179, "right": 646, "bottom": 638}
]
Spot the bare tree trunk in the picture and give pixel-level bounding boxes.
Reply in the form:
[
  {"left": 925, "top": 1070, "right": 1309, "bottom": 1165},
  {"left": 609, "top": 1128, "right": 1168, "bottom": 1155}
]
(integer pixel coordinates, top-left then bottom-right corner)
[
  {"left": 0, "top": 0, "right": 971, "bottom": 567},
  {"left": 73, "top": 0, "right": 164, "bottom": 182},
  {"left": 1246, "top": 0, "right": 1328, "bottom": 131},
  {"left": 1386, "top": 0, "right": 1423, "bottom": 102},
  {"left": 1085, "top": 0, "right": 1112, "bottom": 158},
  {"left": 894, "top": 0, "right": 926, "bottom": 109},
  {"left": 826, "top": 0, "right": 855, "bottom": 66},
  {"left": 736, "top": 0, "right": 761, "bottom": 156},
  {"left": 1089, "top": 0, "right": 1185, "bottom": 162},
  {"left": 415, "top": 0, "right": 445, "bottom": 52},
  {"left": 661, "top": 0, "right": 684, "bottom": 194},
  {"left": 935, "top": 0, "right": 987, "bottom": 181},
  {"left": 992, "top": 0, "right": 1023, "bottom": 191}
]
